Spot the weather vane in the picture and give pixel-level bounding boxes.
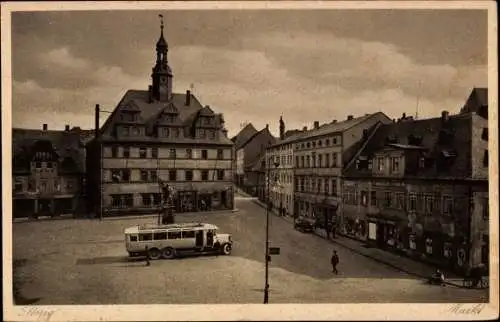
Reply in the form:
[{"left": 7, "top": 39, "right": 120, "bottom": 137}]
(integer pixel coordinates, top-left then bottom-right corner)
[{"left": 159, "top": 14, "right": 164, "bottom": 29}]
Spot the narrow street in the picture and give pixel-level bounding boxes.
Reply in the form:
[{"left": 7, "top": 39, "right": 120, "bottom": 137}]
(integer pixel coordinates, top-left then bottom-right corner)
[{"left": 12, "top": 198, "right": 489, "bottom": 304}]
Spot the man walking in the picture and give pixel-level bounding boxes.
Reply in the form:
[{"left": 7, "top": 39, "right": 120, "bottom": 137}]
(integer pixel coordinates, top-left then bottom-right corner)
[{"left": 331, "top": 250, "right": 339, "bottom": 274}]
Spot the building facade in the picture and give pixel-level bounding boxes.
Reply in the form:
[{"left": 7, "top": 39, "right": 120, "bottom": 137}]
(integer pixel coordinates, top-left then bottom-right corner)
[
  {"left": 12, "top": 124, "right": 90, "bottom": 218},
  {"left": 232, "top": 123, "right": 258, "bottom": 186},
  {"left": 267, "top": 116, "right": 299, "bottom": 217},
  {"left": 234, "top": 125, "right": 276, "bottom": 196},
  {"left": 292, "top": 113, "right": 391, "bottom": 228},
  {"left": 342, "top": 91, "right": 489, "bottom": 273},
  {"left": 86, "top": 21, "right": 234, "bottom": 217}
]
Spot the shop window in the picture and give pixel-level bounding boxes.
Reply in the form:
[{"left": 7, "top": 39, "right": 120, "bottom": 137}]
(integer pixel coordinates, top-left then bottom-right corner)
[
  {"left": 139, "top": 147, "right": 147, "bottom": 158},
  {"left": 201, "top": 170, "right": 209, "bottom": 181}
]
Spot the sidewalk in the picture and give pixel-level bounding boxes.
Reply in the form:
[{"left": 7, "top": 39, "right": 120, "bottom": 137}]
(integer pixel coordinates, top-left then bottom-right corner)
[
  {"left": 13, "top": 208, "right": 240, "bottom": 223},
  {"left": 251, "top": 199, "right": 483, "bottom": 289}
]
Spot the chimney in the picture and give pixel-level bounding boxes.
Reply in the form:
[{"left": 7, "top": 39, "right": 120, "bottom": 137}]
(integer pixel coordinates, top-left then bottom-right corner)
[
  {"left": 314, "top": 121, "right": 320, "bottom": 129},
  {"left": 65, "top": 125, "right": 70, "bottom": 132},
  {"left": 95, "top": 104, "right": 100, "bottom": 139},
  {"left": 42, "top": 124, "right": 48, "bottom": 131},
  {"left": 185, "top": 90, "right": 191, "bottom": 106},
  {"left": 402, "top": 112, "right": 406, "bottom": 120},
  {"left": 148, "top": 85, "right": 153, "bottom": 103},
  {"left": 347, "top": 115, "right": 354, "bottom": 121},
  {"left": 332, "top": 119, "right": 337, "bottom": 124},
  {"left": 302, "top": 126, "right": 308, "bottom": 131},
  {"left": 393, "top": 119, "right": 396, "bottom": 123},
  {"left": 441, "top": 110, "right": 450, "bottom": 122}
]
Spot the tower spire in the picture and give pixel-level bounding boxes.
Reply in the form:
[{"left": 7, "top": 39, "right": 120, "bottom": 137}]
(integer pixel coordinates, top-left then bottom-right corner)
[{"left": 159, "top": 14, "right": 164, "bottom": 36}]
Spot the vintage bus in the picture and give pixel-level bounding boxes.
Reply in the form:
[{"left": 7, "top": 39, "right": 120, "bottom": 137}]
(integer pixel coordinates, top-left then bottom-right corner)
[{"left": 124, "top": 222, "right": 233, "bottom": 259}]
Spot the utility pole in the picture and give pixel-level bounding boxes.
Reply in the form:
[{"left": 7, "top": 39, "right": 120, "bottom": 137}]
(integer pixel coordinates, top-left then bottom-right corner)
[{"left": 264, "top": 157, "right": 280, "bottom": 304}]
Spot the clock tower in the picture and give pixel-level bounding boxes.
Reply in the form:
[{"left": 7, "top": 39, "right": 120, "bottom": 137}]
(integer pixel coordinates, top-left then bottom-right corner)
[{"left": 151, "top": 15, "right": 173, "bottom": 102}]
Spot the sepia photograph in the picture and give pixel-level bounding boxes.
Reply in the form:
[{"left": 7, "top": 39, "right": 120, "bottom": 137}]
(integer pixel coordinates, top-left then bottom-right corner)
[{"left": 2, "top": 1, "right": 498, "bottom": 321}]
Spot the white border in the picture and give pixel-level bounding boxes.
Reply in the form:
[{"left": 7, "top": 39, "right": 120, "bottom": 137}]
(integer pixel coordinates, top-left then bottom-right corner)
[{"left": 2, "top": 1, "right": 499, "bottom": 321}]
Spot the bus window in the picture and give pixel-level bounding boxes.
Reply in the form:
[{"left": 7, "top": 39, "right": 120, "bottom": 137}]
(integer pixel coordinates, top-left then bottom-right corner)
[
  {"left": 182, "top": 230, "right": 195, "bottom": 238},
  {"left": 154, "top": 232, "right": 167, "bottom": 240},
  {"left": 139, "top": 233, "right": 152, "bottom": 241},
  {"left": 129, "top": 235, "right": 138, "bottom": 242},
  {"left": 168, "top": 231, "right": 181, "bottom": 239}
]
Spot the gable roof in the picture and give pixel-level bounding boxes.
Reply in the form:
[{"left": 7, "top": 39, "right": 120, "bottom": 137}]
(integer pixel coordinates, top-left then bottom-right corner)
[
  {"left": 97, "top": 90, "right": 232, "bottom": 145},
  {"left": 461, "top": 87, "right": 488, "bottom": 114},
  {"left": 272, "top": 112, "right": 390, "bottom": 146},
  {"left": 343, "top": 113, "right": 474, "bottom": 179},
  {"left": 232, "top": 123, "right": 259, "bottom": 149},
  {"left": 241, "top": 127, "right": 277, "bottom": 167},
  {"left": 12, "top": 128, "right": 88, "bottom": 174}
]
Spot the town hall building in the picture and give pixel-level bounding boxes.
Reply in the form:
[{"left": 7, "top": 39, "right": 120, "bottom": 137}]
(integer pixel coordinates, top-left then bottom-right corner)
[{"left": 86, "top": 19, "right": 234, "bottom": 217}]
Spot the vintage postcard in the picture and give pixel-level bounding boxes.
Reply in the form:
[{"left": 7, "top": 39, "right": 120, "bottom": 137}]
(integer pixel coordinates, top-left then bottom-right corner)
[{"left": 2, "top": 1, "right": 498, "bottom": 321}]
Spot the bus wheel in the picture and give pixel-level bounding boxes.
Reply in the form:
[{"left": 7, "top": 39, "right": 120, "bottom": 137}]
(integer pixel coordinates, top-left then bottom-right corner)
[
  {"left": 222, "top": 243, "right": 232, "bottom": 255},
  {"left": 161, "top": 247, "right": 176, "bottom": 259},
  {"left": 148, "top": 248, "right": 161, "bottom": 260}
]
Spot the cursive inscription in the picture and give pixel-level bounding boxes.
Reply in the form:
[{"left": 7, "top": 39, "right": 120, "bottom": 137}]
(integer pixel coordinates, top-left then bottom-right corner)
[
  {"left": 449, "top": 304, "right": 485, "bottom": 315},
  {"left": 22, "top": 307, "right": 55, "bottom": 322}
]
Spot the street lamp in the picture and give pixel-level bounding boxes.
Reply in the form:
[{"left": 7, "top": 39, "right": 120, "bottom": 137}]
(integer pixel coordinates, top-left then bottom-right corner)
[{"left": 264, "top": 157, "right": 280, "bottom": 304}]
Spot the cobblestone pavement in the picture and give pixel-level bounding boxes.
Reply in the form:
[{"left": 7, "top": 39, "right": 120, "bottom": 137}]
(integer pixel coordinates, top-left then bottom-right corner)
[{"left": 12, "top": 198, "right": 489, "bottom": 304}]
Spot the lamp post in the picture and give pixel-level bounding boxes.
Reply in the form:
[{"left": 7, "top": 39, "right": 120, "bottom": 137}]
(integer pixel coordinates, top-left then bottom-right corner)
[{"left": 264, "top": 157, "right": 280, "bottom": 304}]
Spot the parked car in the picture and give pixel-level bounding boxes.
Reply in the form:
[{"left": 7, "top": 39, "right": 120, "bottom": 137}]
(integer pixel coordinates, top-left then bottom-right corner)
[{"left": 294, "top": 216, "right": 315, "bottom": 233}]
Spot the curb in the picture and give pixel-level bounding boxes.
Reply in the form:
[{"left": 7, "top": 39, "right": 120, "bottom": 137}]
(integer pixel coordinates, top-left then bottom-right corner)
[
  {"left": 13, "top": 214, "right": 83, "bottom": 223},
  {"left": 250, "top": 198, "right": 476, "bottom": 289},
  {"left": 102, "top": 208, "right": 240, "bottom": 221}
]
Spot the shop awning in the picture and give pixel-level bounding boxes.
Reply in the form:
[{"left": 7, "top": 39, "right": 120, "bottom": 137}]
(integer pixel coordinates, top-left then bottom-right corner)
[{"left": 366, "top": 212, "right": 403, "bottom": 225}]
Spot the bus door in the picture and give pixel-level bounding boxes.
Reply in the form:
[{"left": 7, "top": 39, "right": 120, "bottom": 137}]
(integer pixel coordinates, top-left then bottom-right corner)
[
  {"left": 206, "top": 230, "right": 214, "bottom": 247},
  {"left": 195, "top": 230, "right": 204, "bottom": 247}
]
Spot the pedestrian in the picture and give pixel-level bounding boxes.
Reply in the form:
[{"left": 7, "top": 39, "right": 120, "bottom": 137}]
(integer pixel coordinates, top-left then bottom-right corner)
[
  {"left": 331, "top": 250, "right": 339, "bottom": 275},
  {"left": 145, "top": 246, "right": 151, "bottom": 267}
]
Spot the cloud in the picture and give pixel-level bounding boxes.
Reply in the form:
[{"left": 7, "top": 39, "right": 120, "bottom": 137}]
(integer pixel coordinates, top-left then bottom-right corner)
[{"left": 12, "top": 31, "right": 487, "bottom": 139}]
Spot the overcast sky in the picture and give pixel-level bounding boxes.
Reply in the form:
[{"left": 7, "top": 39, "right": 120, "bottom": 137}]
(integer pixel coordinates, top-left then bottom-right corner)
[{"left": 10, "top": 8, "right": 488, "bottom": 137}]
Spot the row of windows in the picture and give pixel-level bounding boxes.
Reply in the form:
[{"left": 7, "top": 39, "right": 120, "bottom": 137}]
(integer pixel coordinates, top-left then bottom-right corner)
[
  {"left": 295, "top": 177, "right": 338, "bottom": 195},
  {"left": 131, "top": 229, "right": 199, "bottom": 242},
  {"left": 109, "top": 169, "right": 226, "bottom": 182},
  {"left": 295, "top": 136, "right": 340, "bottom": 151},
  {"left": 119, "top": 124, "right": 219, "bottom": 141},
  {"left": 343, "top": 191, "right": 489, "bottom": 219},
  {"left": 294, "top": 152, "right": 340, "bottom": 169},
  {"left": 266, "top": 155, "right": 293, "bottom": 167},
  {"left": 109, "top": 146, "right": 226, "bottom": 160}
]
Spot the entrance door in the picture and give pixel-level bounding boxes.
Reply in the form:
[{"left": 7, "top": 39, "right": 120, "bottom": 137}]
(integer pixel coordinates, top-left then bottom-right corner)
[
  {"left": 206, "top": 230, "right": 214, "bottom": 247},
  {"left": 221, "top": 191, "right": 227, "bottom": 208},
  {"left": 38, "top": 199, "right": 52, "bottom": 215},
  {"left": 376, "top": 223, "right": 385, "bottom": 248},
  {"left": 195, "top": 230, "right": 204, "bottom": 247}
]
